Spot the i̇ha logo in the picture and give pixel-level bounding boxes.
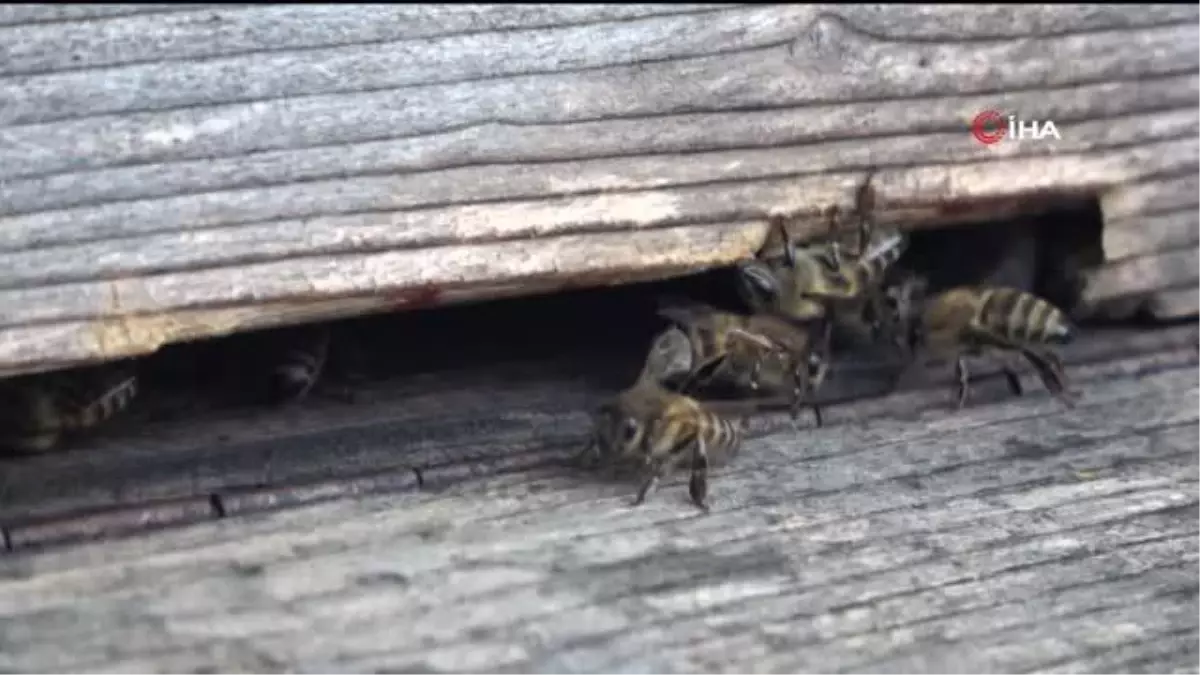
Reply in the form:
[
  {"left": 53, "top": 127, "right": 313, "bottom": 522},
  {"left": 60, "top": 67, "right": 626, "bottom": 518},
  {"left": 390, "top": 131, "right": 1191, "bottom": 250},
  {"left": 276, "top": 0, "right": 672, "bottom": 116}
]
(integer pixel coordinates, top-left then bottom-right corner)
[{"left": 971, "top": 110, "right": 1061, "bottom": 145}]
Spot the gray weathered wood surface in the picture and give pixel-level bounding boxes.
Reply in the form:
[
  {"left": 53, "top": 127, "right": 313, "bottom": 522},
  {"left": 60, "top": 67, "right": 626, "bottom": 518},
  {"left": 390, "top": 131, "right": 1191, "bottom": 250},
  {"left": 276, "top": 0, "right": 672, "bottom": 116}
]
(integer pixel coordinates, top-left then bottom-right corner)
[
  {"left": 0, "top": 321, "right": 1195, "bottom": 673},
  {"left": 0, "top": 4, "right": 1197, "bottom": 377}
]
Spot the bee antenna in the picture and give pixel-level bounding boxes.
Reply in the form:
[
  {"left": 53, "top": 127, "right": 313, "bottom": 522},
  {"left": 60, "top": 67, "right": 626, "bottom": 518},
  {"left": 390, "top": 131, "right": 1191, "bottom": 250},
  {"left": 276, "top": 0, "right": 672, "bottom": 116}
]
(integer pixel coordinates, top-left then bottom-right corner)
[{"left": 855, "top": 169, "right": 879, "bottom": 253}]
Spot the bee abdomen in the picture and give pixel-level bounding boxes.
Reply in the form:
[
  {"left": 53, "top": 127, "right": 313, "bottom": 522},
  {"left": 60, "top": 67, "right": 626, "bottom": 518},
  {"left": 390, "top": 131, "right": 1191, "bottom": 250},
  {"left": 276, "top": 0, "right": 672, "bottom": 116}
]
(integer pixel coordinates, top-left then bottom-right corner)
[
  {"left": 69, "top": 375, "right": 139, "bottom": 430},
  {"left": 703, "top": 410, "right": 744, "bottom": 455},
  {"left": 977, "top": 287, "right": 1073, "bottom": 344}
]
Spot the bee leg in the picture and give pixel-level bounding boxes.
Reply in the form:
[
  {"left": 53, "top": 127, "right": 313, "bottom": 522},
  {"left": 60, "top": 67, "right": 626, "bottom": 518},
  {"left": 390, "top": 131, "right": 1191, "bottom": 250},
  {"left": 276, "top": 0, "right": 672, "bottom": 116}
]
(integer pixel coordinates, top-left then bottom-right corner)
[
  {"left": 954, "top": 356, "right": 972, "bottom": 409},
  {"left": 632, "top": 447, "right": 689, "bottom": 507},
  {"left": 632, "top": 473, "right": 657, "bottom": 506},
  {"left": 688, "top": 439, "right": 711, "bottom": 513},
  {"left": 632, "top": 455, "right": 668, "bottom": 507},
  {"left": 866, "top": 292, "right": 890, "bottom": 345},
  {"left": 788, "top": 366, "right": 805, "bottom": 422},
  {"left": 972, "top": 328, "right": 1078, "bottom": 409},
  {"left": 807, "top": 354, "right": 828, "bottom": 427},
  {"left": 788, "top": 360, "right": 817, "bottom": 426},
  {"left": 817, "top": 318, "right": 834, "bottom": 367},
  {"left": 1039, "top": 349, "right": 1074, "bottom": 396},
  {"left": 749, "top": 357, "right": 763, "bottom": 393},
  {"left": 1000, "top": 366, "right": 1024, "bottom": 397},
  {"left": 854, "top": 169, "right": 877, "bottom": 256},
  {"left": 774, "top": 215, "right": 797, "bottom": 268},
  {"left": 1022, "top": 347, "right": 1078, "bottom": 408},
  {"left": 824, "top": 204, "right": 843, "bottom": 260},
  {"left": 573, "top": 435, "right": 601, "bottom": 469}
]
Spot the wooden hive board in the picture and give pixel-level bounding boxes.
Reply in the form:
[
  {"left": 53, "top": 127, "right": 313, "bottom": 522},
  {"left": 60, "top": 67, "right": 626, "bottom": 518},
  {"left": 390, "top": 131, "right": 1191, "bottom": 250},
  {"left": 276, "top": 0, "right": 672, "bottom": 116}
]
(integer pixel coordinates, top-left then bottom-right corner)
[
  {"left": 0, "top": 321, "right": 1194, "bottom": 672},
  {"left": 0, "top": 4, "right": 1197, "bottom": 377}
]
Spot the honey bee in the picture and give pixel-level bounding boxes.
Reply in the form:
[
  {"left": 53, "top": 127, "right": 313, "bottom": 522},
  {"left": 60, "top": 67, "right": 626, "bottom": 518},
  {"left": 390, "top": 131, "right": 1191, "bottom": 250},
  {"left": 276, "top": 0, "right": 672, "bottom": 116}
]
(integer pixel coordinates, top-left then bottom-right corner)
[
  {"left": 916, "top": 286, "right": 1078, "bottom": 408},
  {"left": 580, "top": 379, "right": 747, "bottom": 512},
  {"left": 818, "top": 167, "right": 886, "bottom": 269},
  {"left": 737, "top": 217, "right": 908, "bottom": 355},
  {"left": 0, "top": 363, "right": 139, "bottom": 454},
  {"left": 880, "top": 269, "right": 932, "bottom": 359},
  {"left": 642, "top": 299, "right": 828, "bottom": 426},
  {"left": 265, "top": 324, "right": 345, "bottom": 404},
  {"left": 737, "top": 171, "right": 909, "bottom": 354}
]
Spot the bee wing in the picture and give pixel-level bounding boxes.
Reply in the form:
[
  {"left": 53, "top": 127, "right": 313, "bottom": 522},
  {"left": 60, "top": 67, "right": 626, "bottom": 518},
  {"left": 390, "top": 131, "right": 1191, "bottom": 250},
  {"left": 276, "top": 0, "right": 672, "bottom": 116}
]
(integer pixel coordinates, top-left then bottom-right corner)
[
  {"left": 862, "top": 231, "right": 907, "bottom": 262},
  {"left": 654, "top": 296, "right": 723, "bottom": 326},
  {"left": 639, "top": 327, "right": 696, "bottom": 386}
]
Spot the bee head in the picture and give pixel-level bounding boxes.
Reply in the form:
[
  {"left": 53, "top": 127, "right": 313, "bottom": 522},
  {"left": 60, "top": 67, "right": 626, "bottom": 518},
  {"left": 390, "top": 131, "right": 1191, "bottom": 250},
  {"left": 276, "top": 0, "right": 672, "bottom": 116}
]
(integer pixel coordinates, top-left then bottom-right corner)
[
  {"left": 593, "top": 402, "right": 646, "bottom": 459},
  {"left": 735, "top": 259, "right": 784, "bottom": 311}
]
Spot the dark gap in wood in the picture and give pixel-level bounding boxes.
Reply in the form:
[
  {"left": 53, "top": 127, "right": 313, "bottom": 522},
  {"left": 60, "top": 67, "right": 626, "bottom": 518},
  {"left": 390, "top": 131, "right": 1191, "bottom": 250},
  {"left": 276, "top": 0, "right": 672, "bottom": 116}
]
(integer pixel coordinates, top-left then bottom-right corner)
[{"left": 897, "top": 194, "right": 1104, "bottom": 318}]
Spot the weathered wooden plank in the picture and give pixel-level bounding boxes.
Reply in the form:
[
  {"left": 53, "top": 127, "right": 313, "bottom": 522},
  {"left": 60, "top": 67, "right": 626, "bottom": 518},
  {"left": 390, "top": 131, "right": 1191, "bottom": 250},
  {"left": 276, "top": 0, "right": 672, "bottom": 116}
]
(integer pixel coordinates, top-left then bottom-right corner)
[
  {"left": 4, "top": 23, "right": 1197, "bottom": 183},
  {"left": 0, "top": 141, "right": 1194, "bottom": 325},
  {"left": 1104, "top": 208, "right": 1199, "bottom": 261},
  {"left": 0, "top": 4, "right": 217, "bottom": 27},
  {"left": 1, "top": 321, "right": 1195, "bottom": 547},
  {"left": 1082, "top": 248, "right": 1200, "bottom": 304},
  {"left": 1147, "top": 287, "right": 1200, "bottom": 320},
  {"left": 0, "top": 5, "right": 740, "bottom": 76},
  {"left": 0, "top": 342, "right": 1193, "bottom": 672},
  {"left": 3, "top": 103, "right": 1197, "bottom": 255},
  {"left": 1091, "top": 168, "right": 1200, "bottom": 323},
  {"left": 0, "top": 5, "right": 1196, "bottom": 377},
  {"left": 1101, "top": 171, "right": 1200, "bottom": 222},
  {"left": 4, "top": 9, "right": 1197, "bottom": 131},
  {"left": 8, "top": 4, "right": 1197, "bottom": 78}
]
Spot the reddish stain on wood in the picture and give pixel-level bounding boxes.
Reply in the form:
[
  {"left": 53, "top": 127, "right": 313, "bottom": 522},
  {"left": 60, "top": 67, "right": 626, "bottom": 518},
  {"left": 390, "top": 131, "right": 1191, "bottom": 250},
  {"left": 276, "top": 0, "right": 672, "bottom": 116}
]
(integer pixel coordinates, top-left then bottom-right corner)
[{"left": 387, "top": 284, "right": 442, "bottom": 311}]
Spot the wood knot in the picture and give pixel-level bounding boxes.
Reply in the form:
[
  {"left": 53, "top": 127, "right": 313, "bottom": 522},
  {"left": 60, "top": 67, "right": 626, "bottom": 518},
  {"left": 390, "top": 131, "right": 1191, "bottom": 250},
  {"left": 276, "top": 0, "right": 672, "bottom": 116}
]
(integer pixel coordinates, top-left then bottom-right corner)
[{"left": 789, "top": 13, "right": 856, "bottom": 65}]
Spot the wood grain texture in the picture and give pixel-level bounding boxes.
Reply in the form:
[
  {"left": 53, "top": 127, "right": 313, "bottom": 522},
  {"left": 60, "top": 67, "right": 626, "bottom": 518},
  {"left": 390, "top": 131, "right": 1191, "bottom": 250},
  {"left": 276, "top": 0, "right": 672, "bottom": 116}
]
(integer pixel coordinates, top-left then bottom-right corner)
[
  {"left": 1, "top": 322, "right": 1192, "bottom": 530},
  {"left": 0, "top": 326, "right": 1194, "bottom": 673},
  {"left": 1088, "top": 170, "right": 1200, "bottom": 321},
  {"left": 1146, "top": 287, "right": 1200, "bottom": 320},
  {"left": 0, "top": 4, "right": 1198, "bottom": 376}
]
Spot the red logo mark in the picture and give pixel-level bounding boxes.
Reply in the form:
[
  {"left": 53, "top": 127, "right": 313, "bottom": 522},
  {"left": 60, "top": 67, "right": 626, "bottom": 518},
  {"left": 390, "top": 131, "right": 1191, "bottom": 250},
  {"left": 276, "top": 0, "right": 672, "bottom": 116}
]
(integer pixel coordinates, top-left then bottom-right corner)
[{"left": 971, "top": 110, "right": 1007, "bottom": 145}]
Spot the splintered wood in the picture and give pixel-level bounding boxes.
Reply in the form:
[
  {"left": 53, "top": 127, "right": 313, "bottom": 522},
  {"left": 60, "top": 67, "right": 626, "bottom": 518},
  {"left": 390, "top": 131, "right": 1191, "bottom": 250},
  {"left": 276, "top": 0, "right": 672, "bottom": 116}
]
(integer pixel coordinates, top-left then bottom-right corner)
[{"left": 0, "top": 5, "right": 1197, "bottom": 377}]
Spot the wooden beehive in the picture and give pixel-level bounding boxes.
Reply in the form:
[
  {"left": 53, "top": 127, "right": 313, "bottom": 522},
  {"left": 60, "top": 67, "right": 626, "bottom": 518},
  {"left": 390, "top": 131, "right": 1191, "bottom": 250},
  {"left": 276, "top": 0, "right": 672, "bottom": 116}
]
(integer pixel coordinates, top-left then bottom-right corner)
[{"left": 0, "top": 4, "right": 1196, "bottom": 378}]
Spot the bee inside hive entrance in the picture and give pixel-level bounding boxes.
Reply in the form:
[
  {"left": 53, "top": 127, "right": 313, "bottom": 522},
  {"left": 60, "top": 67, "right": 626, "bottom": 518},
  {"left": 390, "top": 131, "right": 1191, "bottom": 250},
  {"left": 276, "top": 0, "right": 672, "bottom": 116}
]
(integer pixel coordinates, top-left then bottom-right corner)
[
  {"left": 0, "top": 194, "right": 1112, "bottom": 539},
  {"left": 0, "top": 195, "right": 1107, "bottom": 461}
]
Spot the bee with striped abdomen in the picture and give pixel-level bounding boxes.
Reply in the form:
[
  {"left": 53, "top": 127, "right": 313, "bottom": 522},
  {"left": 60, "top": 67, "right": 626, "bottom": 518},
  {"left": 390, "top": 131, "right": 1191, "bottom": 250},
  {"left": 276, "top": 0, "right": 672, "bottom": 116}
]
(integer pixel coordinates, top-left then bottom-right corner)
[
  {"left": 737, "top": 216, "right": 908, "bottom": 355},
  {"left": 736, "top": 171, "right": 909, "bottom": 355},
  {"left": 643, "top": 299, "right": 828, "bottom": 426},
  {"left": 916, "top": 286, "right": 1078, "bottom": 409},
  {"left": 580, "top": 380, "right": 748, "bottom": 512},
  {"left": 0, "top": 363, "right": 139, "bottom": 454}
]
